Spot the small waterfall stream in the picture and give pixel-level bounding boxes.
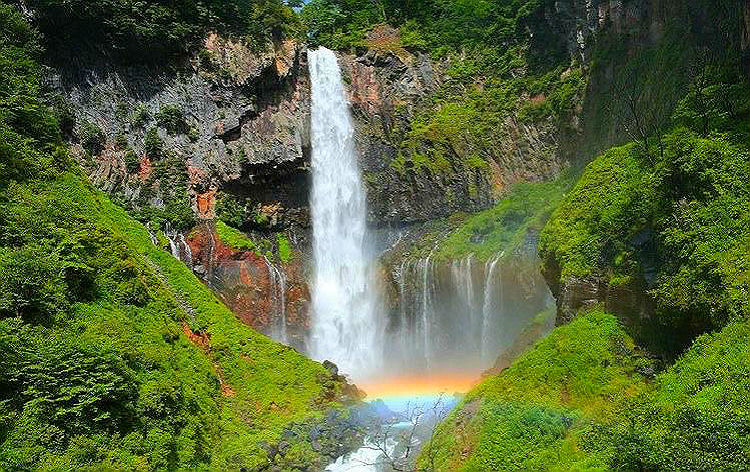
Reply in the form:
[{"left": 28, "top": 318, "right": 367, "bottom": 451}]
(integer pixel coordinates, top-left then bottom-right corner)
[
  {"left": 386, "top": 252, "right": 552, "bottom": 373},
  {"left": 264, "top": 257, "right": 288, "bottom": 344},
  {"left": 308, "top": 47, "right": 381, "bottom": 378}
]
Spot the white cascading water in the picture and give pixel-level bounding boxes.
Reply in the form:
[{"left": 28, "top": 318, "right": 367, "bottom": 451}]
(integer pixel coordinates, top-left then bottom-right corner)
[
  {"left": 481, "top": 254, "right": 502, "bottom": 362},
  {"left": 264, "top": 257, "right": 288, "bottom": 344},
  {"left": 308, "top": 47, "right": 380, "bottom": 378}
]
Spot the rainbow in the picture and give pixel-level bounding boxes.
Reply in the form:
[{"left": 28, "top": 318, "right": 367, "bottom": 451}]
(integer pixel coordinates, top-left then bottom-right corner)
[{"left": 358, "top": 370, "right": 482, "bottom": 405}]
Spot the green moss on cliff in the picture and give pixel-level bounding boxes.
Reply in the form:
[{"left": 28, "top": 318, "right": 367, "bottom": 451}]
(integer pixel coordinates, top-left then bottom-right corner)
[
  {"left": 401, "top": 176, "right": 570, "bottom": 264},
  {"left": 434, "top": 177, "right": 570, "bottom": 261},
  {"left": 215, "top": 220, "right": 294, "bottom": 264}
]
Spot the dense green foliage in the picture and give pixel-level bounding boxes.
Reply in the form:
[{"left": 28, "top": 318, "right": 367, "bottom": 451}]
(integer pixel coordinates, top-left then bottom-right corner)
[
  {"left": 423, "top": 310, "right": 649, "bottom": 471},
  {"left": 302, "top": 0, "right": 558, "bottom": 58},
  {"left": 0, "top": 5, "right": 340, "bottom": 470},
  {"left": 540, "top": 72, "right": 750, "bottom": 344},
  {"left": 425, "top": 310, "right": 750, "bottom": 471},
  {"left": 24, "top": 0, "right": 299, "bottom": 61},
  {"left": 609, "top": 320, "right": 750, "bottom": 471},
  {"left": 214, "top": 220, "right": 295, "bottom": 264}
]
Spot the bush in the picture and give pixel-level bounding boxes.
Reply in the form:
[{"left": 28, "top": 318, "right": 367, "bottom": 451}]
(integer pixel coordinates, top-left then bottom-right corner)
[
  {"left": 215, "top": 192, "right": 247, "bottom": 228},
  {"left": 129, "top": 104, "right": 150, "bottom": 128},
  {"left": 609, "top": 321, "right": 750, "bottom": 472},
  {"left": 155, "top": 105, "right": 187, "bottom": 135},
  {"left": 79, "top": 121, "right": 106, "bottom": 156},
  {"left": 144, "top": 127, "right": 163, "bottom": 158},
  {"left": 114, "top": 133, "right": 128, "bottom": 148},
  {"left": 124, "top": 149, "right": 140, "bottom": 173},
  {"left": 163, "top": 197, "right": 196, "bottom": 232},
  {"left": 0, "top": 246, "right": 68, "bottom": 322}
]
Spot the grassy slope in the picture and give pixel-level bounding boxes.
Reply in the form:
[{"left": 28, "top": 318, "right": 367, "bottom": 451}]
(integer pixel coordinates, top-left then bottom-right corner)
[
  {"left": 399, "top": 176, "right": 571, "bottom": 264},
  {"left": 422, "top": 310, "right": 648, "bottom": 471},
  {"left": 0, "top": 3, "right": 342, "bottom": 469},
  {"left": 424, "top": 311, "right": 750, "bottom": 471},
  {"left": 1, "top": 173, "right": 341, "bottom": 471}
]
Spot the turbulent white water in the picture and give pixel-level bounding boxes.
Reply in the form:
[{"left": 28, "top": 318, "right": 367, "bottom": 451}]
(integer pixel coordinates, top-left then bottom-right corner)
[
  {"left": 308, "top": 47, "right": 381, "bottom": 378},
  {"left": 325, "top": 438, "right": 395, "bottom": 472}
]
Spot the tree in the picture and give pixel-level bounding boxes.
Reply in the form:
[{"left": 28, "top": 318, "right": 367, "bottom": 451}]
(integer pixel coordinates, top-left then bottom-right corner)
[{"left": 341, "top": 395, "right": 451, "bottom": 472}]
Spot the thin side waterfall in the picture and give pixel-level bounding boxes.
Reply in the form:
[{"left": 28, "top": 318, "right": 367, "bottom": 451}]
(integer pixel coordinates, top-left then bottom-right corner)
[
  {"left": 165, "top": 224, "right": 179, "bottom": 259},
  {"left": 179, "top": 233, "right": 193, "bottom": 266},
  {"left": 308, "top": 47, "right": 381, "bottom": 378},
  {"left": 265, "top": 257, "right": 288, "bottom": 344},
  {"left": 451, "top": 255, "right": 476, "bottom": 344},
  {"left": 420, "top": 255, "right": 434, "bottom": 366},
  {"left": 481, "top": 255, "right": 502, "bottom": 362}
]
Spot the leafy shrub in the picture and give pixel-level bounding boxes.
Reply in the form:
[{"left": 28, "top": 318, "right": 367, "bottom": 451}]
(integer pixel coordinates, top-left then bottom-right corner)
[
  {"left": 114, "top": 132, "right": 128, "bottom": 148},
  {"left": 144, "top": 127, "right": 163, "bottom": 158},
  {"left": 426, "top": 311, "right": 750, "bottom": 472},
  {"left": 608, "top": 321, "right": 750, "bottom": 472},
  {"left": 124, "top": 148, "right": 140, "bottom": 173},
  {"left": 79, "top": 121, "right": 106, "bottom": 156},
  {"left": 129, "top": 104, "right": 150, "bottom": 128},
  {"left": 155, "top": 105, "right": 187, "bottom": 135},
  {"left": 215, "top": 192, "right": 247, "bottom": 228},
  {"left": 424, "top": 310, "right": 649, "bottom": 472},
  {"left": 163, "top": 197, "right": 196, "bottom": 232},
  {"left": 0, "top": 246, "right": 68, "bottom": 322}
]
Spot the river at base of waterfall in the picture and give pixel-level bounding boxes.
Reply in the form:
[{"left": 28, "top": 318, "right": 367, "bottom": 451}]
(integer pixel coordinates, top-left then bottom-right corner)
[{"left": 326, "top": 393, "right": 459, "bottom": 472}]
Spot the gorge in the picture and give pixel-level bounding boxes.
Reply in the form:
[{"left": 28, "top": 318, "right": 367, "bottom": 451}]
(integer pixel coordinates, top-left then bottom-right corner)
[{"left": 1, "top": 0, "right": 749, "bottom": 471}]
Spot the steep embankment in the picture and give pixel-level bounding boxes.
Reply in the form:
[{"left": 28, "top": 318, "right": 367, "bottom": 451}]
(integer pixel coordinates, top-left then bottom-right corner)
[
  {"left": 0, "top": 4, "right": 358, "bottom": 471},
  {"left": 423, "top": 310, "right": 750, "bottom": 471}
]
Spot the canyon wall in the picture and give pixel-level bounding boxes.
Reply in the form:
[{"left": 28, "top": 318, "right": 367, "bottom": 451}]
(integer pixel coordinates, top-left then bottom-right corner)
[{"left": 48, "top": 0, "right": 698, "bottom": 350}]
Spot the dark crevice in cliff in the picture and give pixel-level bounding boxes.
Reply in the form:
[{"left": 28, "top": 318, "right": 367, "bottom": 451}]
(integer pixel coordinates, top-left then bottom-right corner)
[{"left": 216, "top": 106, "right": 261, "bottom": 143}]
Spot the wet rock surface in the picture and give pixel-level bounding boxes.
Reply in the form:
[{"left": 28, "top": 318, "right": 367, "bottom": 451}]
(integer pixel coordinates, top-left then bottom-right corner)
[{"left": 185, "top": 222, "right": 310, "bottom": 351}]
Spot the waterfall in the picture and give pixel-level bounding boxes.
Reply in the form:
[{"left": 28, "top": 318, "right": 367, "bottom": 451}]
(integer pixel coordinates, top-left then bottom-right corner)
[
  {"left": 308, "top": 47, "right": 380, "bottom": 378},
  {"left": 481, "top": 255, "right": 502, "bottom": 362},
  {"left": 164, "top": 223, "right": 180, "bottom": 259},
  {"left": 179, "top": 233, "right": 193, "bottom": 266},
  {"left": 382, "top": 247, "right": 553, "bottom": 372},
  {"left": 264, "top": 257, "right": 288, "bottom": 344},
  {"left": 451, "top": 255, "right": 476, "bottom": 345},
  {"left": 420, "top": 255, "right": 435, "bottom": 366}
]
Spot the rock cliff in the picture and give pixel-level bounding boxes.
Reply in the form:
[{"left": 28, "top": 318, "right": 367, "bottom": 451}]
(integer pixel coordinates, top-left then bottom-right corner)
[{"left": 47, "top": 1, "right": 669, "bottom": 343}]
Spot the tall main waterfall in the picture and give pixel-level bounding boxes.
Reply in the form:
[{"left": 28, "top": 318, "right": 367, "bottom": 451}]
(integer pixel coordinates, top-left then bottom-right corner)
[{"left": 308, "top": 48, "right": 381, "bottom": 378}]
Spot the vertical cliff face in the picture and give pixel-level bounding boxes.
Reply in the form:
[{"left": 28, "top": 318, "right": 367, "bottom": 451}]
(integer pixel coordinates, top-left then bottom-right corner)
[
  {"left": 48, "top": 36, "right": 316, "bottom": 341},
  {"left": 53, "top": 35, "right": 311, "bottom": 227},
  {"left": 338, "top": 25, "right": 573, "bottom": 224}
]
